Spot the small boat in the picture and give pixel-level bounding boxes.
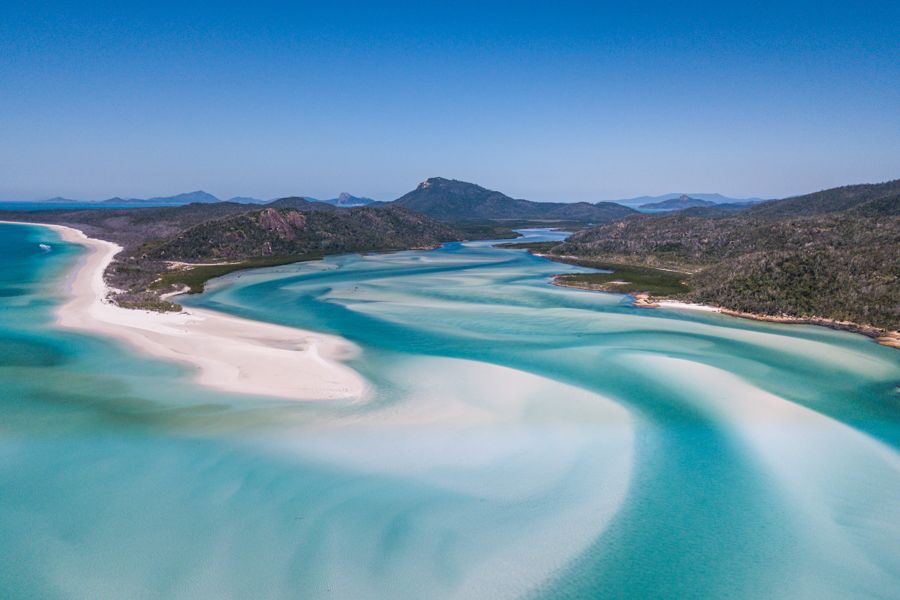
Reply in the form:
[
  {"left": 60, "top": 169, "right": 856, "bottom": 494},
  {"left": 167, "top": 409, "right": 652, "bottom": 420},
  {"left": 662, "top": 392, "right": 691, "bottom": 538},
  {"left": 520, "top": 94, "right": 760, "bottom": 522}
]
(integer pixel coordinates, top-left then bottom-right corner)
[{"left": 39, "top": 243, "right": 52, "bottom": 252}]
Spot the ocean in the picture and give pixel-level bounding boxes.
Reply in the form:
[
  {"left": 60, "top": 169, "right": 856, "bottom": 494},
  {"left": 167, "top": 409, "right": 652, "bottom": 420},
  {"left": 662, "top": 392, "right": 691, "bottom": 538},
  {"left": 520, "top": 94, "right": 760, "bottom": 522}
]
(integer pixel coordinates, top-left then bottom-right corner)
[{"left": 1, "top": 223, "right": 898, "bottom": 599}]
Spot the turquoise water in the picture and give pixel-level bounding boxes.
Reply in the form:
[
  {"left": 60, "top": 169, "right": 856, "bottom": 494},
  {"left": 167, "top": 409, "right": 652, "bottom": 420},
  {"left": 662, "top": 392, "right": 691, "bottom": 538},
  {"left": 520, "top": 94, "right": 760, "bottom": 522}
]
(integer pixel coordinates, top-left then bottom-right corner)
[{"left": 1, "top": 223, "right": 899, "bottom": 598}]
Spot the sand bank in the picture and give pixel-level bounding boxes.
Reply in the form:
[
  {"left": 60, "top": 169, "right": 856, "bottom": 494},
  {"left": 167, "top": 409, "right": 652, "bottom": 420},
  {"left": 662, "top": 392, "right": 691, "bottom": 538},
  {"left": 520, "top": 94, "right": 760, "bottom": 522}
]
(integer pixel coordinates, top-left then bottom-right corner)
[
  {"left": 655, "top": 300, "right": 721, "bottom": 312},
  {"left": 25, "top": 222, "right": 367, "bottom": 401},
  {"left": 657, "top": 298, "right": 899, "bottom": 346},
  {"left": 552, "top": 274, "right": 898, "bottom": 349}
]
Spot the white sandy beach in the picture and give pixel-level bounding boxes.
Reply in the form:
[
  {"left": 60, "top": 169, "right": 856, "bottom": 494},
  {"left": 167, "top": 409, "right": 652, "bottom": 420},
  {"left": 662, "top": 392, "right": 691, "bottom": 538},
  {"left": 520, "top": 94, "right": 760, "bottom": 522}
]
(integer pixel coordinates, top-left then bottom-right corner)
[
  {"left": 655, "top": 300, "right": 721, "bottom": 312},
  {"left": 17, "top": 222, "right": 367, "bottom": 401}
]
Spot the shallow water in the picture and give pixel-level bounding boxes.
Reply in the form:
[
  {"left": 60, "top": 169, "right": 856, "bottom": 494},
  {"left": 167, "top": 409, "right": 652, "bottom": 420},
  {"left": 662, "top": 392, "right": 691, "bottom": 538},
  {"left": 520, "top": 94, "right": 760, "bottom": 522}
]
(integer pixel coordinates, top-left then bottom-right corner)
[{"left": 1, "top": 224, "right": 898, "bottom": 599}]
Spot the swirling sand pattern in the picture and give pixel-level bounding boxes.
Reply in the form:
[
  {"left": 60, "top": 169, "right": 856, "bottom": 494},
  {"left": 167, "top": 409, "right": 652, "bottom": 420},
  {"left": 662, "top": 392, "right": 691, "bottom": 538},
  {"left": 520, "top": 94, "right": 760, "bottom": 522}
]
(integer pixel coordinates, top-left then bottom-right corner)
[{"left": 1, "top": 225, "right": 898, "bottom": 599}]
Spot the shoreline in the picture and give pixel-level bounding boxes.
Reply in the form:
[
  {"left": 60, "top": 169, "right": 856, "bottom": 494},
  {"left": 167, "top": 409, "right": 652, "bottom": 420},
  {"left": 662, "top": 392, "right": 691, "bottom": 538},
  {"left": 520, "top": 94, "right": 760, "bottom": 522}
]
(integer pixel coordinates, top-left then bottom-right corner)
[
  {"left": 8, "top": 221, "right": 367, "bottom": 401},
  {"left": 550, "top": 275, "right": 900, "bottom": 349}
]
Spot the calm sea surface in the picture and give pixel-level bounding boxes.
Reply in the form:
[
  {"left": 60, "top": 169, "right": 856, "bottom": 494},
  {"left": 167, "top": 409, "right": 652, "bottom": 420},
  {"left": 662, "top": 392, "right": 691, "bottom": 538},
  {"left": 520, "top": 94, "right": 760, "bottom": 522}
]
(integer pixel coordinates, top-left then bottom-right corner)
[{"left": 1, "top": 223, "right": 898, "bottom": 599}]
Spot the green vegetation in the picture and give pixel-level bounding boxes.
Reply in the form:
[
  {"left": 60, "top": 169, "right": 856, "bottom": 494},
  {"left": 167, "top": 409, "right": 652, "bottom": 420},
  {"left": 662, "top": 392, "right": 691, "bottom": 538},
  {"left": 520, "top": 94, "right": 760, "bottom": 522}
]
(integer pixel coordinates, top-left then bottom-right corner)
[
  {"left": 116, "top": 298, "right": 182, "bottom": 312},
  {"left": 0, "top": 202, "right": 462, "bottom": 310},
  {"left": 426, "top": 220, "right": 519, "bottom": 241},
  {"left": 495, "top": 241, "right": 557, "bottom": 252},
  {"left": 498, "top": 241, "right": 690, "bottom": 295},
  {"left": 2, "top": 177, "right": 895, "bottom": 332},
  {"left": 554, "top": 261, "right": 690, "bottom": 296},
  {"left": 146, "top": 206, "right": 456, "bottom": 261},
  {"left": 552, "top": 179, "right": 900, "bottom": 331},
  {"left": 155, "top": 254, "right": 325, "bottom": 294}
]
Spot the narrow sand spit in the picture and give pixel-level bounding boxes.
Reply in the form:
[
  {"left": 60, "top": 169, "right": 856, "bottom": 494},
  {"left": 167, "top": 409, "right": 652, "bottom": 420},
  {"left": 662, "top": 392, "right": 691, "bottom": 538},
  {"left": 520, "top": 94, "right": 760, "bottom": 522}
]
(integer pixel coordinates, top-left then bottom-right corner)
[
  {"left": 655, "top": 300, "right": 721, "bottom": 312},
  {"left": 22, "top": 222, "right": 367, "bottom": 401}
]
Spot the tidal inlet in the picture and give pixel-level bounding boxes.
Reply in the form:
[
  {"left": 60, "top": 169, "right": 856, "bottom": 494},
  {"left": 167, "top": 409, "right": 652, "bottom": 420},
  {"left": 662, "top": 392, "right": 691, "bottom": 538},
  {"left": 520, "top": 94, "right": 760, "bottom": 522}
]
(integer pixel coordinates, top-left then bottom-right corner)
[
  {"left": 3, "top": 4, "right": 899, "bottom": 596},
  {"left": 0, "top": 221, "right": 898, "bottom": 599}
]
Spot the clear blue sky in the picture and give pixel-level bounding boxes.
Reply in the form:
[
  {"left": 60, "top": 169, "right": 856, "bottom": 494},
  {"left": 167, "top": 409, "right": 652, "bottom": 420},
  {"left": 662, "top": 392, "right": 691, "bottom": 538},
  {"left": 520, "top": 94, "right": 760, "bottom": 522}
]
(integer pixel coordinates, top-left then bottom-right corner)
[{"left": 1, "top": 1, "right": 898, "bottom": 202}]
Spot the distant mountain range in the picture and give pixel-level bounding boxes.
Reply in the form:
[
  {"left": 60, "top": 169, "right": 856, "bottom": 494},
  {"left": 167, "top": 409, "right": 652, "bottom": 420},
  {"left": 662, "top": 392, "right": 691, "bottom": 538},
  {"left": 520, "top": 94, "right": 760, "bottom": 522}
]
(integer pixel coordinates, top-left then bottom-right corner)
[
  {"left": 100, "top": 191, "right": 221, "bottom": 205},
  {"left": 638, "top": 195, "right": 766, "bottom": 212},
  {"left": 613, "top": 192, "right": 770, "bottom": 208},
  {"left": 33, "top": 190, "right": 376, "bottom": 207},
  {"left": 393, "top": 177, "right": 636, "bottom": 223},
  {"left": 30, "top": 185, "right": 768, "bottom": 218},
  {"left": 37, "top": 191, "right": 226, "bottom": 205}
]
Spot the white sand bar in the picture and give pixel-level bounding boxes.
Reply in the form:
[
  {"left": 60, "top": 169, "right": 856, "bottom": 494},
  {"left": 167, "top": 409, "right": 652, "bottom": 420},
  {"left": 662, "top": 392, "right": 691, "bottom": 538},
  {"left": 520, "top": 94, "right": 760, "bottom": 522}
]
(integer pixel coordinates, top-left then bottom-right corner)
[
  {"left": 656, "top": 300, "right": 721, "bottom": 312},
  {"left": 23, "top": 222, "right": 367, "bottom": 401}
]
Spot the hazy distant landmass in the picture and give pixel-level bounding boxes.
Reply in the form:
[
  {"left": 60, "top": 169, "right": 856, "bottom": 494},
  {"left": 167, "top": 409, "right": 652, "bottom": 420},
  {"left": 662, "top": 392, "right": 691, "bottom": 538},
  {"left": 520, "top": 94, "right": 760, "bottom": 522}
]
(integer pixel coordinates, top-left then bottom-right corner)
[
  {"left": 637, "top": 194, "right": 766, "bottom": 212},
  {"left": 227, "top": 196, "right": 268, "bottom": 204},
  {"left": 639, "top": 194, "right": 717, "bottom": 211},
  {"left": 317, "top": 193, "right": 378, "bottom": 207},
  {"left": 26, "top": 187, "right": 770, "bottom": 213},
  {"left": 24, "top": 191, "right": 377, "bottom": 208},
  {"left": 43, "top": 196, "right": 83, "bottom": 204},
  {"left": 613, "top": 192, "right": 770, "bottom": 208},
  {"left": 18, "top": 191, "right": 241, "bottom": 206},
  {"left": 101, "top": 190, "right": 221, "bottom": 205}
]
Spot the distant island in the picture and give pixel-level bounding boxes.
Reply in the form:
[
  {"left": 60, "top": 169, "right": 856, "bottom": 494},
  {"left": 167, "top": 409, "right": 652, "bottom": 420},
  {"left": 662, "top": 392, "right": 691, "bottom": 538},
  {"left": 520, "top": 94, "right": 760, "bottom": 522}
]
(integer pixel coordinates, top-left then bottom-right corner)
[
  {"left": 611, "top": 192, "right": 770, "bottom": 208},
  {"left": 318, "top": 192, "right": 377, "bottom": 207},
  {"left": 639, "top": 194, "right": 717, "bottom": 211},
  {"left": 22, "top": 191, "right": 378, "bottom": 208},
  {"left": 104, "top": 190, "right": 221, "bottom": 205}
]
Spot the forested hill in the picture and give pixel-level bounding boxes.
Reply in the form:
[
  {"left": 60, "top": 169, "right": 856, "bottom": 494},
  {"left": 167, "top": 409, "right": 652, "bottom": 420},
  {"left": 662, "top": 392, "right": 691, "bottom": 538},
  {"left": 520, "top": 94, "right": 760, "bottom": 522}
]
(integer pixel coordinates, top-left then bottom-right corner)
[
  {"left": 393, "top": 177, "right": 636, "bottom": 223},
  {"left": 0, "top": 201, "right": 460, "bottom": 311},
  {"left": 0, "top": 202, "right": 258, "bottom": 247},
  {"left": 552, "top": 180, "right": 900, "bottom": 331},
  {"left": 146, "top": 206, "right": 457, "bottom": 261},
  {"left": 745, "top": 179, "right": 900, "bottom": 219}
]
